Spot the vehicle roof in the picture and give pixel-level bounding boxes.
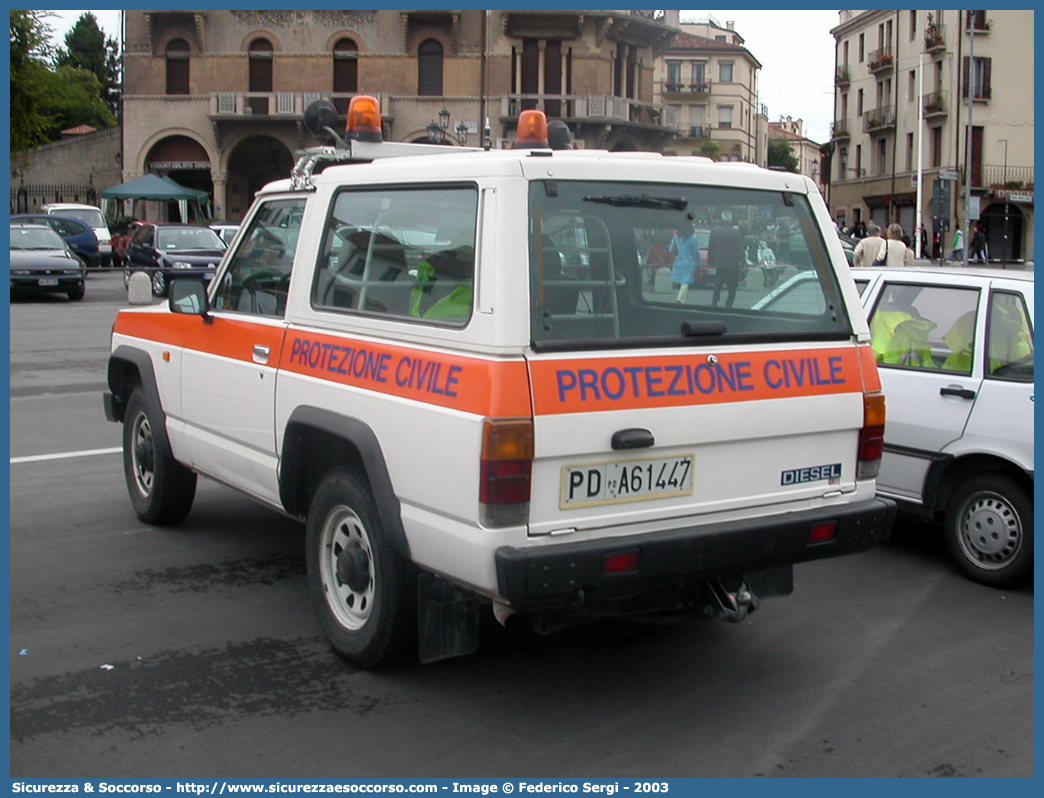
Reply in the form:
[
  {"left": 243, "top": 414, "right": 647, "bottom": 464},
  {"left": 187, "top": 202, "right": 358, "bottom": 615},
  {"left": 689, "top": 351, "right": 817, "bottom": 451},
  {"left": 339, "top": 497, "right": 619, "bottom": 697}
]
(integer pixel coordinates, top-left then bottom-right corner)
[
  {"left": 10, "top": 222, "right": 53, "bottom": 229},
  {"left": 12, "top": 213, "right": 90, "bottom": 227},
  {"left": 41, "top": 202, "right": 104, "bottom": 211},
  {"left": 261, "top": 146, "right": 817, "bottom": 197},
  {"left": 858, "top": 265, "right": 1033, "bottom": 283}
]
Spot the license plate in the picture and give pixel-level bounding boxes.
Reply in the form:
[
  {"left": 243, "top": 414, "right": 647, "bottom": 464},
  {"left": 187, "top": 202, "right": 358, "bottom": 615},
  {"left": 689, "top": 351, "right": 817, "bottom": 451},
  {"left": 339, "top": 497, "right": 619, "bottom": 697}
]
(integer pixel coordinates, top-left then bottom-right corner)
[
  {"left": 38, "top": 278, "right": 59, "bottom": 286},
  {"left": 561, "top": 455, "right": 694, "bottom": 508}
]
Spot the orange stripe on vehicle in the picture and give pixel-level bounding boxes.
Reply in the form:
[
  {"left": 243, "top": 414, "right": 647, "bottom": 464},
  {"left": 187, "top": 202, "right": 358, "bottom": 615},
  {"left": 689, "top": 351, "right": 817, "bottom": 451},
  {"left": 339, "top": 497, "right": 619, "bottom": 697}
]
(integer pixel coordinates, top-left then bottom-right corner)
[
  {"left": 278, "top": 331, "right": 532, "bottom": 417},
  {"left": 114, "top": 312, "right": 286, "bottom": 362},
  {"left": 529, "top": 347, "right": 863, "bottom": 415},
  {"left": 857, "top": 343, "right": 883, "bottom": 392}
]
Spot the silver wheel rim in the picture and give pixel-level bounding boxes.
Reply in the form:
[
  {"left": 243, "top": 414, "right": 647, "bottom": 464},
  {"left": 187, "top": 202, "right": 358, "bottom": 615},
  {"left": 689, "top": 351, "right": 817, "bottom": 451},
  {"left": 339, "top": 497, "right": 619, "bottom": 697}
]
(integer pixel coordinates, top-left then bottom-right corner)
[
  {"left": 152, "top": 271, "right": 165, "bottom": 294},
  {"left": 956, "top": 490, "right": 1023, "bottom": 571},
  {"left": 319, "top": 504, "right": 375, "bottom": 631},
  {"left": 130, "top": 409, "right": 155, "bottom": 498}
]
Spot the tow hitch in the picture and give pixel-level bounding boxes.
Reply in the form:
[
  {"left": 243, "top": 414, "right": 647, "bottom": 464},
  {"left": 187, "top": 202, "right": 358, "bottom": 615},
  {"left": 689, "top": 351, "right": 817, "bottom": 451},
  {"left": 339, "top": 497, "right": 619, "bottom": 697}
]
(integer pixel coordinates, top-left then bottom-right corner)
[{"left": 707, "top": 577, "right": 759, "bottom": 622}]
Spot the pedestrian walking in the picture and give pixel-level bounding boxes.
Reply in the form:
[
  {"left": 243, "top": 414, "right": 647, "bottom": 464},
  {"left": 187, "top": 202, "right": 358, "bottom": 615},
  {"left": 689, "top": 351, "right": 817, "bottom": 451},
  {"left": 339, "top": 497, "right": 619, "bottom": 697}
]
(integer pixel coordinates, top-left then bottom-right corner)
[
  {"left": 669, "top": 222, "right": 700, "bottom": 303},
  {"left": 709, "top": 211, "right": 746, "bottom": 307},
  {"left": 950, "top": 225, "right": 965, "bottom": 262},
  {"left": 882, "top": 223, "right": 915, "bottom": 266},
  {"left": 970, "top": 223, "right": 988, "bottom": 263},
  {"left": 852, "top": 222, "right": 886, "bottom": 267}
]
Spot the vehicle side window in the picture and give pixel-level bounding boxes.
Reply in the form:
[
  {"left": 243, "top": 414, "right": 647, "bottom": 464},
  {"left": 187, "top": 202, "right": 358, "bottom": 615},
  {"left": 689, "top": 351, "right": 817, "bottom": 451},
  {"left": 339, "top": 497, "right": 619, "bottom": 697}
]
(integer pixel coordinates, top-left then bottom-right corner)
[
  {"left": 212, "top": 198, "right": 306, "bottom": 317},
  {"left": 986, "top": 290, "right": 1033, "bottom": 381},
  {"left": 130, "top": 226, "right": 152, "bottom": 247},
  {"left": 312, "top": 185, "right": 478, "bottom": 326},
  {"left": 868, "top": 282, "right": 980, "bottom": 373}
]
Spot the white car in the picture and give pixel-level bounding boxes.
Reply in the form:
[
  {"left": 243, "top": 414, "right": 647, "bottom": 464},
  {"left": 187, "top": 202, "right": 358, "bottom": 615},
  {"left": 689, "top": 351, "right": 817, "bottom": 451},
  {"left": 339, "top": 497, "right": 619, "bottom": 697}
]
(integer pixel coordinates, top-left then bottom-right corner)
[
  {"left": 41, "top": 203, "right": 113, "bottom": 267},
  {"left": 859, "top": 266, "right": 1033, "bottom": 587},
  {"left": 756, "top": 265, "right": 1033, "bottom": 586}
]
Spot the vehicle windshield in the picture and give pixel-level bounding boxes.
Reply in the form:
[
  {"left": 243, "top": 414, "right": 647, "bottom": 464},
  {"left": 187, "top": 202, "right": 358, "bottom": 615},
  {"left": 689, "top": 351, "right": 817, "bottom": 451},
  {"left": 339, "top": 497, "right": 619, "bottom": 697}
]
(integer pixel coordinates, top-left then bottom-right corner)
[
  {"left": 529, "top": 180, "right": 852, "bottom": 349},
  {"left": 157, "top": 227, "right": 226, "bottom": 251},
  {"left": 10, "top": 226, "right": 67, "bottom": 250},
  {"left": 54, "top": 208, "right": 106, "bottom": 228}
]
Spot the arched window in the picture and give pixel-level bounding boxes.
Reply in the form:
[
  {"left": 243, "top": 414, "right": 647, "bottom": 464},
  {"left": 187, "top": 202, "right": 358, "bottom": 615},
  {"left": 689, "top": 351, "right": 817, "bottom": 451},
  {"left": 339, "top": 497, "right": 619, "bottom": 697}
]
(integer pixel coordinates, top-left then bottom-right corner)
[
  {"left": 418, "top": 39, "right": 443, "bottom": 96},
  {"left": 165, "top": 38, "right": 190, "bottom": 95},
  {"left": 248, "top": 38, "right": 274, "bottom": 115},
  {"left": 332, "top": 38, "right": 358, "bottom": 114}
]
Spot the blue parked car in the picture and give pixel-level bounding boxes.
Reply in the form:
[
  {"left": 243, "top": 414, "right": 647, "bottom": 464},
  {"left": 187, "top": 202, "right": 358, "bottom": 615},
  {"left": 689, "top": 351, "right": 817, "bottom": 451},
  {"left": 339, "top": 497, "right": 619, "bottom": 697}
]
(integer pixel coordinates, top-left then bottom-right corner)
[{"left": 11, "top": 214, "right": 101, "bottom": 269}]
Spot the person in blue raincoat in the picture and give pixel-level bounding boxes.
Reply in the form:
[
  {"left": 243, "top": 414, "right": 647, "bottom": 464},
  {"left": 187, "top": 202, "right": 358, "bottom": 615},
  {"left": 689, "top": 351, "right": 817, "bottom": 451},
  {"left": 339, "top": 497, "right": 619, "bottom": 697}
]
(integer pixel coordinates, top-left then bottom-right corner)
[{"left": 669, "top": 222, "right": 700, "bottom": 303}]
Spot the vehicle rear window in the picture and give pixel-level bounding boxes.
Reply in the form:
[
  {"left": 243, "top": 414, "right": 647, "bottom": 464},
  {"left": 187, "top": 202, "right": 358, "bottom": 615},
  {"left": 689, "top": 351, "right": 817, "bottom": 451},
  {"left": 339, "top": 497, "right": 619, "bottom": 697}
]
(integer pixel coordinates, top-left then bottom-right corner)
[{"left": 528, "top": 180, "right": 852, "bottom": 349}]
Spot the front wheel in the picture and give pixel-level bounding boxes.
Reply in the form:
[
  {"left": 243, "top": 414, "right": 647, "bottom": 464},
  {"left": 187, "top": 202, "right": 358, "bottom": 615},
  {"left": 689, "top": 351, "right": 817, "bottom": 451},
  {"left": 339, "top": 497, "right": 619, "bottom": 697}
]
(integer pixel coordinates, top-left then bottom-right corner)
[
  {"left": 151, "top": 270, "right": 167, "bottom": 297},
  {"left": 122, "top": 388, "right": 197, "bottom": 524},
  {"left": 306, "top": 468, "right": 417, "bottom": 668},
  {"left": 943, "top": 473, "right": 1032, "bottom": 587}
]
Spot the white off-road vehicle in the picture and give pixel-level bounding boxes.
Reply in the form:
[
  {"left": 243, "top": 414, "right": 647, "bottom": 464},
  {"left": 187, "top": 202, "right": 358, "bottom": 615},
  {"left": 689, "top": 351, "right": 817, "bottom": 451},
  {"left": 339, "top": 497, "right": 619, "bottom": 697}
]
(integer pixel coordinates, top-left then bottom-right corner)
[{"left": 104, "top": 97, "right": 894, "bottom": 667}]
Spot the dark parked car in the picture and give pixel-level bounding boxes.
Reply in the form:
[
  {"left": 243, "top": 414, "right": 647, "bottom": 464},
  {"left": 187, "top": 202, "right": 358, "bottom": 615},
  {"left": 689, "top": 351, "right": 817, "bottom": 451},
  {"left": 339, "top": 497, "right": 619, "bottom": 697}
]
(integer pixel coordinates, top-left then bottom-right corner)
[
  {"left": 124, "top": 222, "right": 227, "bottom": 296},
  {"left": 10, "top": 213, "right": 100, "bottom": 269},
  {"left": 9, "top": 223, "right": 87, "bottom": 301}
]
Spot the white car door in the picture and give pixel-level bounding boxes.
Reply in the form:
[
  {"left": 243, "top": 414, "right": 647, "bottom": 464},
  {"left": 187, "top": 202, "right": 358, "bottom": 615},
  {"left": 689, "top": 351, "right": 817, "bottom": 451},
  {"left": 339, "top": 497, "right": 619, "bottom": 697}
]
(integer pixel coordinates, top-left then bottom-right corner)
[{"left": 867, "top": 277, "right": 984, "bottom": 502}]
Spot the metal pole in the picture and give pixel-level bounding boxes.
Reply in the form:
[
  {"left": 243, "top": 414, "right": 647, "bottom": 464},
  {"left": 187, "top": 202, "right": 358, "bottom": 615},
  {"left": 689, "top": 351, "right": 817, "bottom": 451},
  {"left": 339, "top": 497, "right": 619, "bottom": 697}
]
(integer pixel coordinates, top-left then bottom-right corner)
[
  {"left": 916, "top": 53, "right": 924, "bottom": 260},
  {"left": 1000, "top": 137, "right": 1009, "bottom": 265},
  {"left": 962, "top": 13, "right": 974, "bottom": 267}
]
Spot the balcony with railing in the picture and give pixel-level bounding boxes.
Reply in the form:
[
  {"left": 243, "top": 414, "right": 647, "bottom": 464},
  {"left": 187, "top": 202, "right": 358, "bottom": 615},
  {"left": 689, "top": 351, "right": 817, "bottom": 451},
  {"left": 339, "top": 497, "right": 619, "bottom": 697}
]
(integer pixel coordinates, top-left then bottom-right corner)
[
  {"left": 502, "top": 93, "right": 678, "bottom": 131},
  {"left": 966, "top": 11, "right": 992, "bottom": 33},
  {"left": 924, "top": 22, "right": 947, "bottom": 54},
  {"left": 863, "top": 107, "right": 896, "bottom": 133},
  {"left": 982, "top": 164, "right": 1033, "bottom": 190},
  {"left": 209, "top": 91, "right": 386, "bottom": 118},
  {"left": 867, "top": 47, "right": 895, "bottom": 73},
  {"left": 835, "top": 66, "right": 852, "bottom": 87},
  {"left": 923, "top": 91, "right": 948, "bottom": 119},
  {"left": 661, "top": 79, "right": 712, "bottom": 96},
  {"left": 831, "top": 118, "right": 851, "bottom": 140},
  {"left": 687, "top": 125, "right": 713, "bottom": 139}
]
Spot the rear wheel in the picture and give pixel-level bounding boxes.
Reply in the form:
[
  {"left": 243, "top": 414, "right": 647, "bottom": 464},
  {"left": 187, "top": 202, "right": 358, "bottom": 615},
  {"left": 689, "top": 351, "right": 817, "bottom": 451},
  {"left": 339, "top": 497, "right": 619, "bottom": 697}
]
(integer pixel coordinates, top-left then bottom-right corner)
[
  {"left": 306, "top": 468, "right": 417, "bottom": 668},
  {"left": 943, "top": 473, "right": 1032, "bottom": 587},
  {"left": 122, "top": 388, "right": 196, "bottom": 524}
]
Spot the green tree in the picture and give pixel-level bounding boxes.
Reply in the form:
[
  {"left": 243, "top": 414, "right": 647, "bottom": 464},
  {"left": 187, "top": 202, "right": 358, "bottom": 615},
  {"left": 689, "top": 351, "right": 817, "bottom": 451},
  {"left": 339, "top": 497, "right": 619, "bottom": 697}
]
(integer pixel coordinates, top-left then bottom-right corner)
[
  {"left": 10, "top": 10, "right": 55, "bottom": 151},
  {"left": 698, "top": 140, "right": 720, "bottom": 160},
  {"left": 768, "top": 138, "right": 799, "bottom": 173},
  {"left": 55, "top": 12, "right": 121, "bottom": 117},
  {"left": 37, "top": 65, "right": 116, "bottom": 140}
]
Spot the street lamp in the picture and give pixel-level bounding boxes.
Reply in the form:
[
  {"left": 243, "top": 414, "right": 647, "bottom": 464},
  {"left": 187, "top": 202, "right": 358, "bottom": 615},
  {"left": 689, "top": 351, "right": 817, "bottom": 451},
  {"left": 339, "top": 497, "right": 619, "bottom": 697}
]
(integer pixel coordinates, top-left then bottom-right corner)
[
  {"left": 999, "top": 138, "right": 1009, "bottom": 264},
  {"left": 427, "top": 108, "right": 469, "bottom": 145}
]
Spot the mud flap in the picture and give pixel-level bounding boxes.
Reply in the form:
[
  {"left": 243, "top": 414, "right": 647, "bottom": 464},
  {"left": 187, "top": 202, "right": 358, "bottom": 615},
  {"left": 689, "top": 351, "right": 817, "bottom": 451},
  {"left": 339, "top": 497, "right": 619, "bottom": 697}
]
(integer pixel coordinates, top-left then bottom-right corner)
[{"left": 417, "top": 573, "right": 481, "bottom": 664}]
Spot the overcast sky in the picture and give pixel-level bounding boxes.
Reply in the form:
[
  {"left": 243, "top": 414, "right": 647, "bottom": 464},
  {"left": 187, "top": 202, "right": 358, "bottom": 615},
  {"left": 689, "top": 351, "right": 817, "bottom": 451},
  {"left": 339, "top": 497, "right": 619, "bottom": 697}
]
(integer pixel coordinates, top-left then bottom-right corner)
[{"left": 45, "top": 8, "right": 840, "bottom": 144}]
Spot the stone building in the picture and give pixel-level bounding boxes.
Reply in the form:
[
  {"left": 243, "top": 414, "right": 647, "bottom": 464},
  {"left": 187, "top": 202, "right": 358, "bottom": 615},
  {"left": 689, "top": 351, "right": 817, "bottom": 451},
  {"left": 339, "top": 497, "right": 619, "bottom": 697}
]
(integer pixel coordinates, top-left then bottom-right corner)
[
  {"left": 120, "top": 9, "right": 682, "bottom": 221},
  {"left": 656, "top": 17, "right": 765, "bottom": 164},
  {"left": 828, "top": 9, "right": 1034, "bottom": 261}
]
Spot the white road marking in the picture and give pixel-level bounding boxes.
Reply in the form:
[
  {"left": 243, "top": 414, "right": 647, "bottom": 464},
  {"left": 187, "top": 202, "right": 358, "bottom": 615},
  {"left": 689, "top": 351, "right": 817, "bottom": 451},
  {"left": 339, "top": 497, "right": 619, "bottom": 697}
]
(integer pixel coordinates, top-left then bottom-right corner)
[{"left": 11, "top": 446, "right": 122, "bottom": 464}]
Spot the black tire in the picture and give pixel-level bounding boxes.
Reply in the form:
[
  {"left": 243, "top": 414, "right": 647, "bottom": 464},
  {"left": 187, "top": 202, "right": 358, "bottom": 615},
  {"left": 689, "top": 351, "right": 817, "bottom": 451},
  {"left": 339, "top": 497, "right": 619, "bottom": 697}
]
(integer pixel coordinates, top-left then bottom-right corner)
[
  {"left": 152, "top": 270, "right": 167, "bottom": 297},
  {"left": 67, "top": 286, "right": 85, "bottom": 301},
  {"left": 123, "top": 269, "right": 132, "bottom": 288},
  {"left": 943, "top": 473, "right": 1033, "bottom": 587},
  {"left": 122, "top": 388, "right": 197, "bottom": 524},
  {"left": 305, "top": 467, "right": 417, "bottom": 668}
]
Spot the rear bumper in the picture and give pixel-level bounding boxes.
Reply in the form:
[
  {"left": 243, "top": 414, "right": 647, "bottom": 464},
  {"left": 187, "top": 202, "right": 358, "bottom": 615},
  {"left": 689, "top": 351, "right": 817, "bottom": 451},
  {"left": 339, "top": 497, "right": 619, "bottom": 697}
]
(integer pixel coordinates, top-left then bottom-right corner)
[{"left": 495, "top": 497, "right": 895, "bottom": 609}]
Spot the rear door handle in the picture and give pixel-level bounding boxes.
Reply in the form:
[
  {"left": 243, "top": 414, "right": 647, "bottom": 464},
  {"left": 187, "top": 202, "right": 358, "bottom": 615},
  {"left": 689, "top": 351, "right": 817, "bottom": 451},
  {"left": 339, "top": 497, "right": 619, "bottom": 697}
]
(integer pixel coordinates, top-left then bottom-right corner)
[
  {"left": 253, "top": 345, "right": 271, "bottom": 364},
  {"left": 612, "top": 428, "right": 655, "bottom": 450},
  {"left": 940, "top": 386, "right": 976, "bottom": 400}
]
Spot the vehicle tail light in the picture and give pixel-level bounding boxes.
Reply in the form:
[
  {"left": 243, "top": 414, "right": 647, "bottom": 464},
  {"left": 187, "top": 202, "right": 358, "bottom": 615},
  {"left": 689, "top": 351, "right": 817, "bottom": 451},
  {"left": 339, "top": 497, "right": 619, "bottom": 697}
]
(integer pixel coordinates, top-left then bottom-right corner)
[
  {"left": 603, "top": 550, "right": 640, "bottom": 575},
  {"left": 808, "top": 521, "right": 837, "bottom": 545},
  {"left": 857, "top": 390, "right": 886, "bottom": 480},
  {"left": 480, "top": 418, "right": 534, "bottom": 527}
]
